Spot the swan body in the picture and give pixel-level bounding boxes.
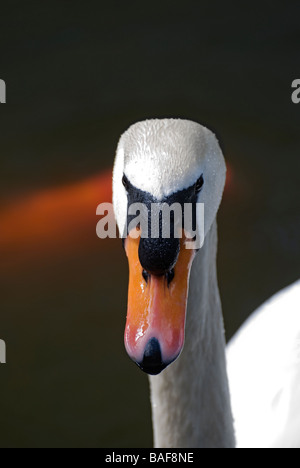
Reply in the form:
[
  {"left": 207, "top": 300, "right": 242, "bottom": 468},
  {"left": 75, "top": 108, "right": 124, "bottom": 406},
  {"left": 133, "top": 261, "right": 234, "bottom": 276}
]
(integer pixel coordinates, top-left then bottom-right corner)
[
  {"left": 227, "top": 280, "right": 300, "bottom": 448},
  {"left": 113, "top": 118, "right": 300, "bottom": 448}
]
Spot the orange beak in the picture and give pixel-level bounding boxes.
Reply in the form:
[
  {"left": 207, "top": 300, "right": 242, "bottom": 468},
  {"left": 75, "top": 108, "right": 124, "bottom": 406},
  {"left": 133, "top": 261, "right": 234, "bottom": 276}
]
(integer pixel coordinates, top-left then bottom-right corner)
[{"left": 124, "top": 228, "right": 195, "bottom": 374}]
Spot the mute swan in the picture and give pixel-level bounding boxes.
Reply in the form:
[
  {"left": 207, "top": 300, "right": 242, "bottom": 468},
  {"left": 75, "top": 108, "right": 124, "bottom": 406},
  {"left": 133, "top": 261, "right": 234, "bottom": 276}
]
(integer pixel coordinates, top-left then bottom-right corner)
[{"left": 112, "top": 119, "right": 300, "bottom": 448}]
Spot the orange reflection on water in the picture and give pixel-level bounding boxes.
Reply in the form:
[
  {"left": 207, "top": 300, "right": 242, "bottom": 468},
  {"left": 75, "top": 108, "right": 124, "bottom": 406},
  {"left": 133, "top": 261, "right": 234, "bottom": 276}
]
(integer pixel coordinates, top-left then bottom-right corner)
[{"left": 0, "top": 170, "right": 113, "bottom": 269}]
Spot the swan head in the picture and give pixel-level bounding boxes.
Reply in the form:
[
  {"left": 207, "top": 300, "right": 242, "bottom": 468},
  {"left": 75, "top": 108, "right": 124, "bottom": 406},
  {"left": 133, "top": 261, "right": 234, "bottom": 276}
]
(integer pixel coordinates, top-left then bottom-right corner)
[{"left": 113, "top": 119, "right": 226, "bottom": 375}]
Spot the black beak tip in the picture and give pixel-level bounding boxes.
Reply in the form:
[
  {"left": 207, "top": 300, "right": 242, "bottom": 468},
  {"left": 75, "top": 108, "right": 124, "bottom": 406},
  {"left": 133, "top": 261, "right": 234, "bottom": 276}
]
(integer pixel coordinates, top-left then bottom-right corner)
[
  {"left": 137, "top": 362, "right": 167, "bottom": 376},
  {"left": 136, "top": 337, "right": 167, "bottom": 375}
]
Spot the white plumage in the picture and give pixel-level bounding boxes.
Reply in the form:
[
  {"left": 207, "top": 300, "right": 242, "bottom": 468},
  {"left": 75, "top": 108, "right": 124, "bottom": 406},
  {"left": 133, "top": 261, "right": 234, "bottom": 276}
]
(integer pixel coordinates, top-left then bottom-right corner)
[{"left": 227, "top": 280, "right": 300, "bottom": 448}]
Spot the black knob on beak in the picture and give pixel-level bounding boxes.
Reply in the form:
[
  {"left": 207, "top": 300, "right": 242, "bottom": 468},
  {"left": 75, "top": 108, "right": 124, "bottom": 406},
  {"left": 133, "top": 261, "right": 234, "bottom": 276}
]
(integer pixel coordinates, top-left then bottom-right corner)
[
  {"left": 137, "top": 338, "right": 167, "bottom": 375},
  {"left": 138, "top": 237, "right": 180, "bottom": 276}
]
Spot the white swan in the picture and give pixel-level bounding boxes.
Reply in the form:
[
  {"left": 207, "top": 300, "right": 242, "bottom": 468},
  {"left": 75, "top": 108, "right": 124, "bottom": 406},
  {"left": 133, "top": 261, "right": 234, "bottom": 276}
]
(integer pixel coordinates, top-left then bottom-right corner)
[{"left": 112, "top": 119, "right": 300, "bottom": 448}]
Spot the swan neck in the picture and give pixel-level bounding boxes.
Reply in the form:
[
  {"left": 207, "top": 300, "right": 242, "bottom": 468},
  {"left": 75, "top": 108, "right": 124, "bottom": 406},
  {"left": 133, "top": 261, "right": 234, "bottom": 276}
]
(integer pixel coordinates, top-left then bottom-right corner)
[{"left": 149, "top": 220, "right": 235, "bottom": 448}]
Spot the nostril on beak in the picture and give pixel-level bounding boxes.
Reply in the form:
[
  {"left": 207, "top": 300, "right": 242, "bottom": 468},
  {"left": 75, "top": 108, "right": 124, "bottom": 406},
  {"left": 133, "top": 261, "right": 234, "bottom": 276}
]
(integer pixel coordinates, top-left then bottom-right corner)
[{"left": 138, "top": 338, "right": 167, "bottom": 375}]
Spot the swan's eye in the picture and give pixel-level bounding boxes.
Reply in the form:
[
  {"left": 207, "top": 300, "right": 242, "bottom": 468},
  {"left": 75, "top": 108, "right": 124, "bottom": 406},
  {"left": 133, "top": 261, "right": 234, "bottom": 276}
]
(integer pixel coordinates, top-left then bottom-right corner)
[
  {"left": 122, "top": 174, "right": 130, "bottom": 191},
  {"left": 195, "top": 174, "right": 204, "bottom": 194}
]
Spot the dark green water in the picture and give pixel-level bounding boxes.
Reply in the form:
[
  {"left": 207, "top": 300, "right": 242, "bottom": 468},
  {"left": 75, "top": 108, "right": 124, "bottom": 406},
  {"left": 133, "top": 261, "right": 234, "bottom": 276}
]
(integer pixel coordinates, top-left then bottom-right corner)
[{"left": 0, "top": 0, "right": 299, "bottom": 447}]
